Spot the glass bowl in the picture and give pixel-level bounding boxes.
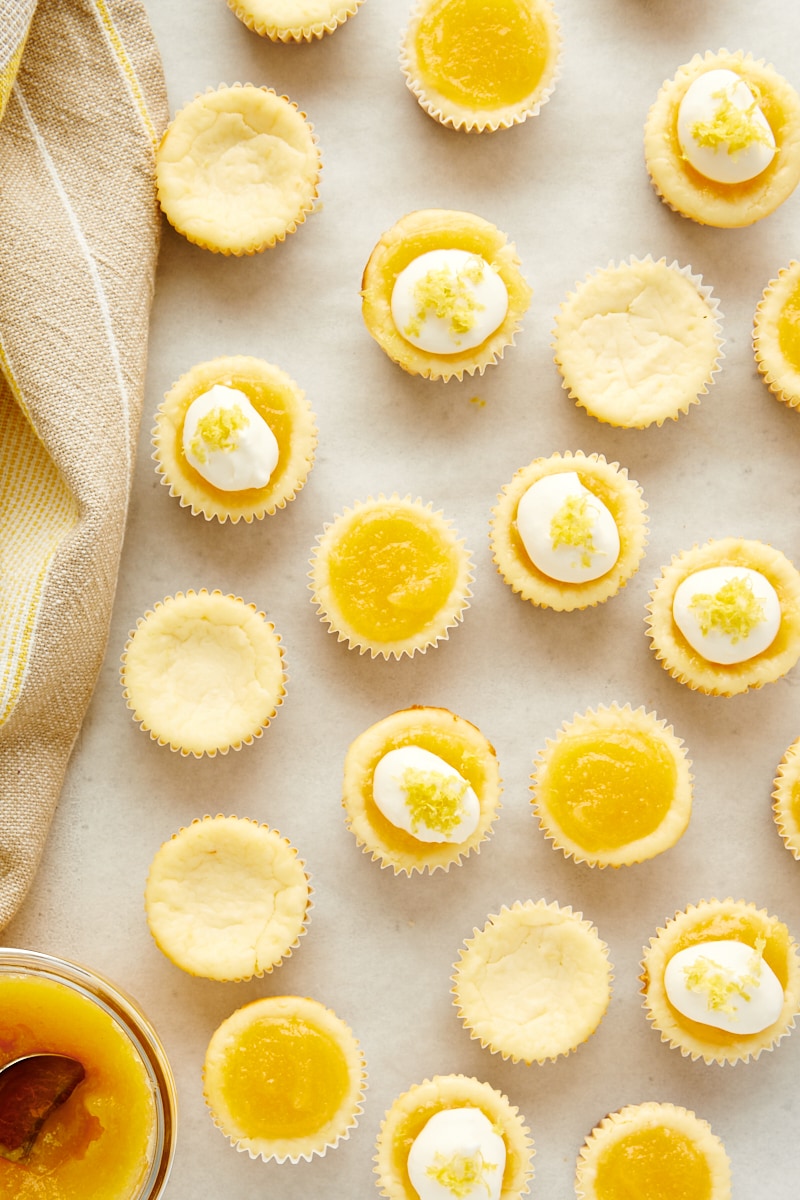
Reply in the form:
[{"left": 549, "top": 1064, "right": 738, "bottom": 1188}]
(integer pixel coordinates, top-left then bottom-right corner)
[{"left": 0, "top": 946, "right": 177, "bottom": 1198}]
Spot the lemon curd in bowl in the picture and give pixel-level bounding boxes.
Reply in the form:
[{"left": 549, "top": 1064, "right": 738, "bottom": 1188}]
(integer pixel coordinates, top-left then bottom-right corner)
[{"left": 0, "top": 948, "right": 176, "bottom": 1200}]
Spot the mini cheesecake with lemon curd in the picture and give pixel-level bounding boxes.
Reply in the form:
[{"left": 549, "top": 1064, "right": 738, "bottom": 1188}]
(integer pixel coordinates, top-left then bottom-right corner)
[
  {"left": 361, "top": 209, "right": 531, "bottom": 381},
  {"left": 531, "top": 703, "right": 692, "bottom": 868},
  {"left": 644, "top": 50, "right": 800, "bottom": 227},
  {"left": 309, "top": 495, "right": 473, "bottom": 658},
  {"left": 575, "top": 1103, "right": 731, "bottom": 1200},
  {"left": 401, "top": 0, "right": 561, "bottom": 132},
  {"left": 754, "top": 260, "right": 800, "bottom": 408},
  {"left": 490, "top": 451, "right": 647, "bottom": 611},
  {"left": 203, "top": 995, "right": 366, "bottom": 1162},
  {"left": 374, "top": 1074, "right": 534, "bottom": 1200},
  {"left": 641, "top": 899, "right": 800, "bottom": 1064},
  {"left": 343, "top": 706, "right": 501, "bottom": 874},
  {"left": 153, "top": 356, "right": 317, "bottom": 523},
  {"left": 647, "top": 538, "right": 800, "bottom": 695}
]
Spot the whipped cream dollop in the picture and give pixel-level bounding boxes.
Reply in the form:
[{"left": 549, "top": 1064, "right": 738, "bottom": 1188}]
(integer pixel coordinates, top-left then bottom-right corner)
[
  {"left": 372, "top": 746, "right": 480, "bottom": 843},
  {"left": 677, "top": 68, "right": 776, "bottom": 184},
  {"left": 672, "top": 565, "right": 780, "bottom": 664},
  {"left": 182, "top": 383, "right": 279, "bottom": 492},
  {"left": 407, "top": 1108, "right": 506, "bottom": 1200},
  {"left": 516, "top": 471, "right": 620, "bottom": 583},
  {"left": 664, "top": 938, "right": 784, "bottom": 1035},
  {"left": 391, "top": 248, "right": 508, "bottom": 355}
]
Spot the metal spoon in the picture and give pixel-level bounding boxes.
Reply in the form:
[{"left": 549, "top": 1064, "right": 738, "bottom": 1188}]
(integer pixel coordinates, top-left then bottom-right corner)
[{"left": 0, "top": 1053, "right": 85, "bottom": 1160}]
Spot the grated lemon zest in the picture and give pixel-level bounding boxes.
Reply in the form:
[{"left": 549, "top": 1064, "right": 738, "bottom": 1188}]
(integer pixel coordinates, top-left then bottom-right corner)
[
  {"left": 688, "top": 575, "right": 766, "bottom": 643},
  {"left": 398, "top": 767, "right": 468, "bottom": 835},
  {"left": 406, "top": 257, "right": 486, "bottom": 341},
  {"left": 190, "top": 403, "right": 249, "bottom": 464}
]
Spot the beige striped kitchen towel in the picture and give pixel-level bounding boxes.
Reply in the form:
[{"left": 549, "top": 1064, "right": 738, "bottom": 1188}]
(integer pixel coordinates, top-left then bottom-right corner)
[{"left": 0, "top": 0, "right": 169, "bottom": 929}]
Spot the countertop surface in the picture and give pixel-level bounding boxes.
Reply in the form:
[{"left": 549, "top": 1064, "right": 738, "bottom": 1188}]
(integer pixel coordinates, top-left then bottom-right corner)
[{"left": 7, "top": 0, "right": 800, "bottom": 1196}]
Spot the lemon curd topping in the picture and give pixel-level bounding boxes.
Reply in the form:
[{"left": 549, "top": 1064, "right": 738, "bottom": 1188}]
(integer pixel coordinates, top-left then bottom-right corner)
[
  {"left": 215, "top": 1013, "right": 350, "bottom": 1139},
  {"left": 542, "top": 730, "right": 678, "bottom": 853},
  {"left": 688, "top": 574, "right": 766, "bottom": 641},
  {"left": 549, "top": 492, "right": 598, "bottom": 567},
  {"left": 778, "top": 279, "right": 800, "bottom": 369},
  {"left": 401, "top": 766, "right": 470, "bottom": 835},
  {"left": 593, "top": 1126, "right": 713, "bottom": 1200},
  {"left": 413, "top": 0, "right": 552, "bottom": 110},
  {"left": 190, "top": 403, "right": 249, "bottom": 462},
  {"left": 0, "top": 975, "right": 156, "bottom": 1200},
  {"left": 325, "top": 509, "right": 462, "bottom": 643}
]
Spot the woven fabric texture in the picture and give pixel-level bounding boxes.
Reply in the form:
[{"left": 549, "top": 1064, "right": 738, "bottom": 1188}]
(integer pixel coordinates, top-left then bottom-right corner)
[{"left": 0, "top": 0, "right": 169, "bottom": 928}]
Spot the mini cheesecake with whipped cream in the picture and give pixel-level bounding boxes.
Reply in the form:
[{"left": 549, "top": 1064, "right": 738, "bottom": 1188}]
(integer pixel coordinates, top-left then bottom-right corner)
[
  {"left": 646, "top": 537, "right": 800, "bottom": 695},
  {"left": 361, "top": 209, "right": 531, "bottom": 381},
  {"left": 490, "top": 451, "right": 647, "bottom": 611},
  {"left": 644, "top": 49, "right": 800, "bottom": 227},
  {"left": 342, "top": 706, "right": 502, "bottom": 875},
  {"left": 153, "top": 355, "right": 317, "bottom": 522},
  {"left": 642, "top": 899, "right": 800, "bottom": 1064},
  {"left": 374, "top": 1074, "right": 534, "bottom": 1200}
]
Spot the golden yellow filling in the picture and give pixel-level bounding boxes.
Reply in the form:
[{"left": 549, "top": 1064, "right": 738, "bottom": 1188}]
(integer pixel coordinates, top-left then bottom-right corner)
[
  {"left": 778, "top": 279, "right": 800, "bottom": 370},
  {"left": 543, "top": 732, "right": 677, "bottom": 851},
  {"left": 327, "top": 511, "right": 460, "bottom": 641},
  {"left": 593, "top": 1126, "right": 712, "bottom": 1200},
  {"left": 414, "top": 0, "right": 551, "bottom": 110},
  {"left": 216, "top": 1015, "right": 350, "bottom": 1139},
  {"left": 0, "top": 976, "right": 155, "bottom": 1200}
]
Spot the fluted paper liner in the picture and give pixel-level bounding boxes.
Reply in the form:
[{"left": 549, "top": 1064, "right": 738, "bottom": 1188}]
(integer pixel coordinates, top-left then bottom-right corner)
[
  {"left": 452, "top": 899, "right": 613, "bottom": 1064},
  {"left": 644, "top": 49, "right": 800, "bottom": 228},
  {"left": 400, "top": 0, "right": 561, "bottom": 133},
  {"left": 646, "top": 537, "right": 800, "bottom": 696},
  {"left": 552, "top": 256, "right": 724, "bottom": 428},
  {"left": 361, "top": 208, "right": 531, "bottom": 382},
  {"left": 342, "top": 706, "right": 502, "bottom": 875},
  {"left": 145, "top": 815, "right": 312, "bottom": 981},
  {"left": 227, "top": 0, "right": 365, "bottom": 42},
  {"left": 490, "top": 450, "right": 648, "bottom": 610},
  {"left": 152, "top": 355, "right": 317, "bottom": 523},
  {"left": 575, "top": 1102, "right": 731, "bottom": 1200},
  {"left": 309, "top": 494, "right": 474, "bottom": 659},
  {"left": 531, "top": 702, "right": 692, "bottom": 868},
  {"left": 203, "top": 995, "right": 367, "bottom": 1163},
  {"left": 121, "top": 589, "right": 287, "bottom": 756},
  {"left": 641, "top": 898, "right": 800, "bottom": 1064},
  {"left": 375, "top": 1073, "right": 534, "bottom": 1200},
  {"left": 156, "top": 83, "right": 321, "bottom": 255},
  {"left": 772, "top": 736, "right": 800, "bottom": 860},
  {"left": 754, "top": 260, "right": 800, "bottom": 409}
]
